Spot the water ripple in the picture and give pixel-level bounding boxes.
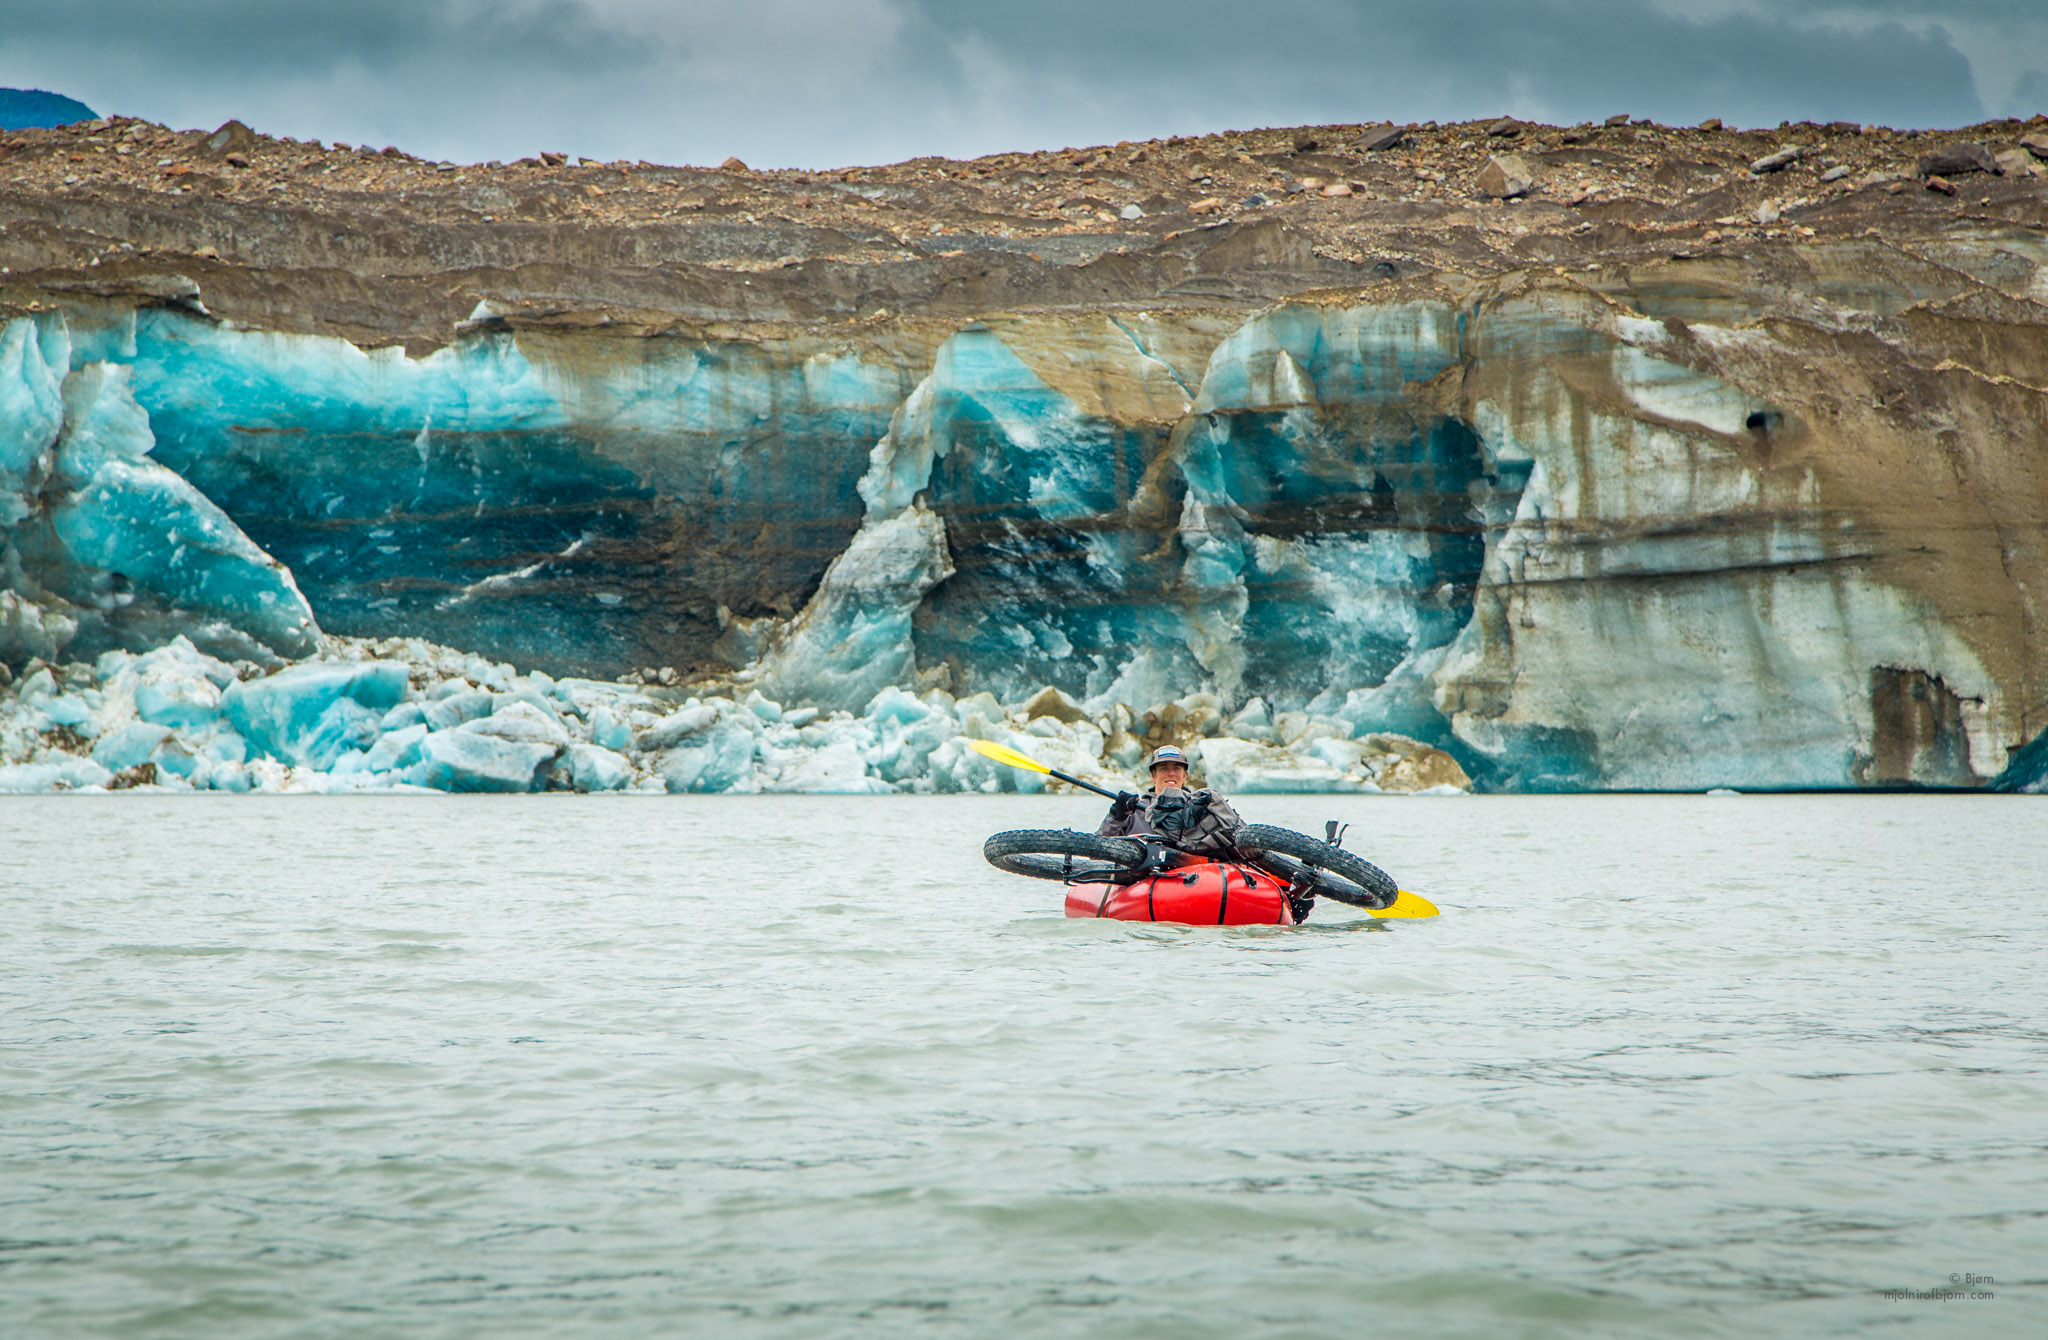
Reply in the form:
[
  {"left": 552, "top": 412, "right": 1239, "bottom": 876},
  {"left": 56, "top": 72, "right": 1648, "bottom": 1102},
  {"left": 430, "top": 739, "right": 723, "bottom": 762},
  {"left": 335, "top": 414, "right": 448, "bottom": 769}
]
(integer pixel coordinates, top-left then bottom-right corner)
[{"left": 2, "top": 793, "right": 2043, "bottom": 1337}]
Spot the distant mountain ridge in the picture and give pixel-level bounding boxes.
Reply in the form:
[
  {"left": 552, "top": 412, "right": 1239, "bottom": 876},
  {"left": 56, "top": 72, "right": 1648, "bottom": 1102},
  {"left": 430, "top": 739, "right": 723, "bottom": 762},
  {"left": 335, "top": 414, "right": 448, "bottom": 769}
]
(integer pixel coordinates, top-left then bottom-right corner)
[{"left": 0, "top": 88, "right": 96, "bottom": 129}]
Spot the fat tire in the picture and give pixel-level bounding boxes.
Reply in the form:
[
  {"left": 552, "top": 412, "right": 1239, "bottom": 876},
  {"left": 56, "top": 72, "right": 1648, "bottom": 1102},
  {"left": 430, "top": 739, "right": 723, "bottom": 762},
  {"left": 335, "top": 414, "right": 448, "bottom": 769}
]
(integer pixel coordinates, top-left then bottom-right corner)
[
  {"left": 984, "top": 828, "right": 1147, "bottom": 882},
  {"left": 1234, "top": 823, "right": 1399, "bottom": 909}
]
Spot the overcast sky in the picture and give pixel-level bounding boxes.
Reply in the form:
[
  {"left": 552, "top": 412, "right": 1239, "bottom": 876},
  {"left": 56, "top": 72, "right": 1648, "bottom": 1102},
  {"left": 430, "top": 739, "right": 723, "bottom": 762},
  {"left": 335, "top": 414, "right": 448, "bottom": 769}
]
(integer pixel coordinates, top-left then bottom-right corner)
[{"left": 2, "top": 1, "right": 2042, "bottom": 168}]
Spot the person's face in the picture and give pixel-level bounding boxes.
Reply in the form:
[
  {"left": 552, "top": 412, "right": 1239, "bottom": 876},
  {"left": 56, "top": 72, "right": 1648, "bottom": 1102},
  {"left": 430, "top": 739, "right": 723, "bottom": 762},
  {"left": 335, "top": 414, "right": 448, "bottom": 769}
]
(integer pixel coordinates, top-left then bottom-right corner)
[{"left": 1151, "top": 761, "right": 1189, "bottom": 789}]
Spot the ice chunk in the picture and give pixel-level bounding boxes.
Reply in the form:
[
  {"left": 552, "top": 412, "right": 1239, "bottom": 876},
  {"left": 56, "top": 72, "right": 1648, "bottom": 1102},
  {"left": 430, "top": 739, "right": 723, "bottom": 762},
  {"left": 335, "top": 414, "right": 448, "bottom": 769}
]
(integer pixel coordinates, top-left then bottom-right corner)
[
  {"left": 362, "top": 722, "right": 429, "bottom": 773},
  {"left": 639, "top": 704, "right": 719, "bottom": 750},
  {"left": 1198, "top": 737, "right": 1365, "bottom": 793},
  {"left": 750, "top": 502, "right": 953, "bottom": 712},
  {"left": 223, "top": 661, "right": 409, "bottom": 768},
  {"left": 150, "top": 739, "right": 205, "bottom": 781},
  {"left": 20, "top": 353, "right": 323, "bottom": 659},
  {"left": 861, "top": 686, "right": 959, "bottom": 783},
  {"left": 1334, "top": 643, "right": 1457, "bottom": 743},
  {"left": 865, "top": 686, "right": 928, "bottom": 725},
  {"left": 461, "top": 700, "right": 568, "bottom": 747},
  {"left": 1308, "top": 736, "right": 1374, "bottom": 774},
  {"left": 308, "top": 701, "right": 383, "bottom": 769},
  {"left": 13, "top": 666, "right": 56, "bottom": 702},
  {"left": 589, "top": 705, "right": 631, "bottom": 752},
  {"left": 493, "top": 685, "right": 565, "bottom": 723},
  {"left": 1225, "top": 696, "right": 1277, "bottom": 742},
  {"left": 765, "top": 734, "right": 893, "bottom": 793},
  {"left": 422, "top": 690, "right": 495, "bottom": 731},
  {"left": 49, "top": 455, "right": 319, "bottom": 658},
  {"left": 411, "top": 731, "right": 557, "bottom": 792},
  {"left": 0, "top": 756, "right": 112, "bottom": 792},
  {"left": 205, "top": 733, "right": 247, "bottom": 764},
  {"left": 0, "top": 590, "right": 78, "bottom": 665},
  {"left": 40, "top": 694, "right": 92, "bottom": 730},
  {"left": 91, "top": 720, "right": 172, "bottom": 772},
  {"left": 134, "top": 676, "right": 222, "bottom": 728},
  {"left": 561, "top": 742, "right": 633, "bottom": 792},
  {"left": 661, "top": 719, "right": 757, "bottom": 793}
]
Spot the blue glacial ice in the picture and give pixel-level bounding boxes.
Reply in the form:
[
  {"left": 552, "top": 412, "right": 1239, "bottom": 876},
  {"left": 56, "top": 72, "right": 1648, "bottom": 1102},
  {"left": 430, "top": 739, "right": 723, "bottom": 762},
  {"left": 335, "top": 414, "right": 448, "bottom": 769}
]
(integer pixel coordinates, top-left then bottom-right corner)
[
  {"left": 1, "top": 313, "right": 319, "bottom": 667},
  {"left": 86, "top": 305, "right": 907, "bottom": 677},
  {"left": 0, "top": 315, "right": 68, "bottom": 526},
  {"left": 222, "top": 660, "right": 409, "bottom": 769}
]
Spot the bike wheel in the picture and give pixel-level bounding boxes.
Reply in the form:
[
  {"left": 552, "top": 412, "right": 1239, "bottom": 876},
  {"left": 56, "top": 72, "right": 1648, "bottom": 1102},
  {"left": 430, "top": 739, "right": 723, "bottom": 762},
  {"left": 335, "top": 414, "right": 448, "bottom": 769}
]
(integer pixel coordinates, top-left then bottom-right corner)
[{"left": 984, "top": 829, "right": 1147, "bottom": 882}]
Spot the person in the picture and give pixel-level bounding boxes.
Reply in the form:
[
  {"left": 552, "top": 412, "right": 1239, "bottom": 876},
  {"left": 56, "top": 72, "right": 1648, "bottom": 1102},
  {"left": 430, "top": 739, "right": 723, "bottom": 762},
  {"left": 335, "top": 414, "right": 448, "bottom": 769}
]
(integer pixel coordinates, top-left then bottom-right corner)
[{"left": 1097, "top": 744, "right": 1243, "bottom": 855}]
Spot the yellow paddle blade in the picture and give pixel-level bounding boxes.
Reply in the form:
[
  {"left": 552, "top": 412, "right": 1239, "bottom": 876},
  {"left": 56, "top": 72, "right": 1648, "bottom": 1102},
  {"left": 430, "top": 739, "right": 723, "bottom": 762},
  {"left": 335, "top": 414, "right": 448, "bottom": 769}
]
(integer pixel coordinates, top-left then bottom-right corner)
[
  {"left": 1374, "top": 890, "right": 1440, "bottom": 919},
  {"left": 968, "top": 737, "right": 1051, "bottom": 775}
]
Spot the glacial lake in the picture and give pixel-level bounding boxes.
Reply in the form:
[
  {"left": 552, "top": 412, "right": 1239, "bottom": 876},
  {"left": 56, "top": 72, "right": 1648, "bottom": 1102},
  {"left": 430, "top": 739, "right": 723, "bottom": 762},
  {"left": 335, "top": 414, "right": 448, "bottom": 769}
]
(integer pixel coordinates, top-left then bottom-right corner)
[{"left": 4, "top": 793, "right": 2042, "bottom": 1338}]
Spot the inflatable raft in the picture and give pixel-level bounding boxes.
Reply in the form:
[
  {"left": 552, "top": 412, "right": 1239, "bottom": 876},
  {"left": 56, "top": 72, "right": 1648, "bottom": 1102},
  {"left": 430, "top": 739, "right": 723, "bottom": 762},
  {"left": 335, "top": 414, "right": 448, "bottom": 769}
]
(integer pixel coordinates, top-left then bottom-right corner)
[
  {"left": 984, "top": 823, "right": 1429, "bottom": 925},
  {"left": 1063, "top": 855, "right": 1301, "bottom": 924}
]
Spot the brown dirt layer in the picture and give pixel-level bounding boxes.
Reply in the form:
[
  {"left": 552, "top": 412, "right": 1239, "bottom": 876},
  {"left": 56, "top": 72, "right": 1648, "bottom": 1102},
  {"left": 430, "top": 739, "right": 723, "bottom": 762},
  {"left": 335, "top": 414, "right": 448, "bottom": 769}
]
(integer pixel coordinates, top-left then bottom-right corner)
[{"left": 4, "top": 112, "right": 2047, "bottom": 350}]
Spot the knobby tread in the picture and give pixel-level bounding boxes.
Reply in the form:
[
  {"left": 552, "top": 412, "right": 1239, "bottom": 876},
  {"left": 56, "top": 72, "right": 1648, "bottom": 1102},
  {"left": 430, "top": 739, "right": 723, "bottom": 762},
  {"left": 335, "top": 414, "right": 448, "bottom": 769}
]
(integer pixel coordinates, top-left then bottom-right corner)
[
  {"left": 984, "top": 828, "right": 1147, "bottom": 882},
  {"left": 1233, "top": 823, "right": 1399, "bottom": 909}
]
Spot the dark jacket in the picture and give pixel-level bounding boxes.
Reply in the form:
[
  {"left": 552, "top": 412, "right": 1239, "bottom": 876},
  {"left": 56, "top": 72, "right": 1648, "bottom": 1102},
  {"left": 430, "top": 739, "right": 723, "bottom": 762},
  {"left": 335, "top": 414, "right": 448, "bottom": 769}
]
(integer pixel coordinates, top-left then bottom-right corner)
[{"left": 1097, "top": 786, "right": 1244, "bottom": 855}]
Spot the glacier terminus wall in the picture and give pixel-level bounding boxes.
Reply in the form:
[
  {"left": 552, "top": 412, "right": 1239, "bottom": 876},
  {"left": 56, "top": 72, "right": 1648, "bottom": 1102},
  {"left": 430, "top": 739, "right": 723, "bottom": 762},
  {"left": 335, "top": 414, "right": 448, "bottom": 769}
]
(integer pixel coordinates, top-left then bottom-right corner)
[{"left": 2, "top": 244, "right": 2044, "bottom": 793}]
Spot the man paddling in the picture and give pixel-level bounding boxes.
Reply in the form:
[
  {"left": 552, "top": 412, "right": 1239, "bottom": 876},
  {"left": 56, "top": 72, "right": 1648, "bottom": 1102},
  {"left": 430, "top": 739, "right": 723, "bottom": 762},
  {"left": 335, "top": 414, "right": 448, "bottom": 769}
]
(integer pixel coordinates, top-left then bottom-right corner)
[{"left": 1097, "top": 745, "right": 1244, "bottom": 855}]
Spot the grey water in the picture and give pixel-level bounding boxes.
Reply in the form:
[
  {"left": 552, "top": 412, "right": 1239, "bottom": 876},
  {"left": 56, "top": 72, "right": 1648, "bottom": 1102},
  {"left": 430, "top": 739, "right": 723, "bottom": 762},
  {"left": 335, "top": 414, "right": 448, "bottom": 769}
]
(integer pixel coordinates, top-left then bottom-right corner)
[{"left": 3, "top": 794, "right": 2043, "bottom": 1339}]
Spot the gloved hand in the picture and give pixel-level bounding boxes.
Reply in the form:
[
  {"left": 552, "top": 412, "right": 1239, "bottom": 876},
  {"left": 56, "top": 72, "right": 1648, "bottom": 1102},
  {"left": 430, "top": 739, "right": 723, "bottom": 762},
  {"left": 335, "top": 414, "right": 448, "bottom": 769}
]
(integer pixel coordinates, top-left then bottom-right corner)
[{"left": 1109, "top": 790, "right": 1139, "bottom": 820}]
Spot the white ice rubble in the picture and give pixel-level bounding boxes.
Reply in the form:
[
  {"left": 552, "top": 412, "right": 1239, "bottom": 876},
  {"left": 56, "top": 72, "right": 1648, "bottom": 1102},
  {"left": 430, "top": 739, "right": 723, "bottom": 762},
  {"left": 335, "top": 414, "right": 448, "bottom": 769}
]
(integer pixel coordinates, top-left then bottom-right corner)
[{"left": 0, "top": 635, "right": 1472, "bottom": 795}]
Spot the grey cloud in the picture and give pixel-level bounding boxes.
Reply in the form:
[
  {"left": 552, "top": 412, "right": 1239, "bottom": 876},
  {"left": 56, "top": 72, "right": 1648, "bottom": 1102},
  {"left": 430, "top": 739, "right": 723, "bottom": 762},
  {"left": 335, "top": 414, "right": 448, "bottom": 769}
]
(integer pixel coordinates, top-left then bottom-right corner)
[
  {"left": 884, "top": 0, "right": 1987, "bottom": 130},
  {"left": 0, "top": 0, "right": 656, "bottom": 70},
  {"left": 0, "top": 0, "right": 2028, "bottom": 168}
]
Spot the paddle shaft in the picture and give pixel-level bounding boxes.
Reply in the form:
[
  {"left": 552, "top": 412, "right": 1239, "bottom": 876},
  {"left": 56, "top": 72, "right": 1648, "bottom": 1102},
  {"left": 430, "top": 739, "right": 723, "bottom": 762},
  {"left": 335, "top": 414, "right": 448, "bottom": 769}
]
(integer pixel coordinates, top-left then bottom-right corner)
[{"left": 1046, "top": 767, "right": 1122, "bottom": 801}]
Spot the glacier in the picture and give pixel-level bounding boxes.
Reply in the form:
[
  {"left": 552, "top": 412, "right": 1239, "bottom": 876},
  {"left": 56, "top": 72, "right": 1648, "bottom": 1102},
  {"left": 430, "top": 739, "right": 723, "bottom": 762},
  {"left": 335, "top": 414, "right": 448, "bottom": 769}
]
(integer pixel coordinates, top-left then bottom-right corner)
[{"left": 2, "top": 253, "right": 2044, "bottom": 794}]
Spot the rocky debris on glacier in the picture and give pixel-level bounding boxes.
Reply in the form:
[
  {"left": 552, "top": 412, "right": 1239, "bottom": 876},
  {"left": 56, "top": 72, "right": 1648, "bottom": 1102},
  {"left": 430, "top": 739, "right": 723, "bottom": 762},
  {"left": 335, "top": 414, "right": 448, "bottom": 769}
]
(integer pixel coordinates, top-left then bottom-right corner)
[
  {"left": 5, "top": 110, "right": 2048, "bottom": 351},
  {"left": 0, "top": 634, "right": 1472, "bottom": 795},
  {"left": 1475, "top": 155, "right": 1535, "bottom": 199},
  {"left": 1915, "top": 143, "right": 1999, "bottom": 179}
]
